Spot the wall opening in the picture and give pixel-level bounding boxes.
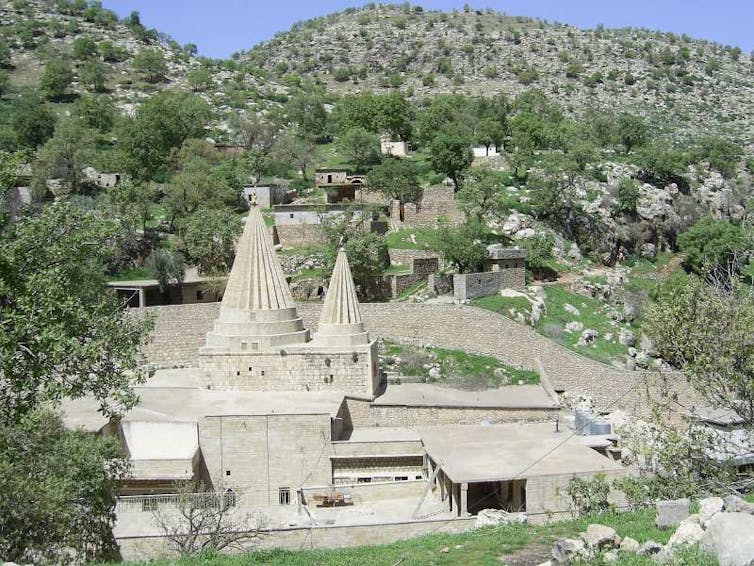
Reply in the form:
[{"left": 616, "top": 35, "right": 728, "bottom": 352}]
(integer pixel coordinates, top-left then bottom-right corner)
[
  {"left": 467, "top": 479, "right": 527, "bottom": 515},
  {"left": 279, "top": 487, "right": 291, "bottom": 505}
]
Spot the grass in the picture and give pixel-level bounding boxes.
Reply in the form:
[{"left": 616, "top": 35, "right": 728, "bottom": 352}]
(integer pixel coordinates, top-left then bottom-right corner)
[
  {"left": 472, "top": 286, "right": 639, "bottom": 366},
  {"left": 382, "top": 340, "right": 539, "bottom": 387},
  {"left": 118, "top": 508, "right": 718, "bottom": 566},
  {"left": 384, "top": 263, "right": 411, "bottom": 275},
  {"left": 384, "top": 227, "right": 443, "bottom": 250}
]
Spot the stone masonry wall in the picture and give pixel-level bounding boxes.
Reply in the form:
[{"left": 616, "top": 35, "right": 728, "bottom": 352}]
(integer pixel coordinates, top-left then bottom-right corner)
[
  {"left": 453, "top": 267, "right": 526, "bottom": 301},
  {"left": 392, "top": 186, "right": 464, "bottom": 229},
  {"left": 198, "top": 413, "right": 333, "bottom": 507},
  {"left": 138, "top": 302, "right": 697, "bottom": 413},
  {"left": 388, "top": 248, "right": 442, "bottom": 267}
]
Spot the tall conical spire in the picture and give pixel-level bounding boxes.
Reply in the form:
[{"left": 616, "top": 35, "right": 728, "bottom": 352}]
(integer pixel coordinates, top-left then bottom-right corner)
[
  {"left": 221, "top": 204, "right": 294, "bottom": 311},
  {"left": 200, "top": 203, "right": 309, "bottom": 354},
  {"left": 312, "top": 248, "right": 369, "bottom": 347}
]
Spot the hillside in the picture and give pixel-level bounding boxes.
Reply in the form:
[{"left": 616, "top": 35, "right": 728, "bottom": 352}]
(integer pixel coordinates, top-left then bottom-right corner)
[{"left": 241, "top": 4, "right": 754, "bottom": 141}]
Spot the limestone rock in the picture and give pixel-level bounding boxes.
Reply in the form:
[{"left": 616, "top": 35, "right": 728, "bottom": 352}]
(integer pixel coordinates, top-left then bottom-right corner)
[
  {"left": 474, "top": 508, "right": 527, "bottom": 528},
  {"left": 666, "top": 517, "right": 704, "bottom": 550},
  {"left": 635, "top": 351, "right": 650, "bottom": 369},
  {"left": 564, "top": 303, "right": 581, "bottom": 316},
  {"left": 656, "top": 498, "right": 690, "bottom": 529},
  {"left": 620, "top": 536, "right": 641, "bottom": 553},
  {"left": 638, "top": 540, "right": 664, "bottom": 555},
  {"left": 581, "top": 524, "right": 617, "bottom": 549},
  {"left": 640, "top": 334, "right": 660, "bottom": 357},
  {"left": 529, "top": 285, "right": 547, "bottom": 301},
  {"left": 640, "top": 242, "right": 657, "bottom": 259},
  {"left": 428, "top": 367, "right": 442, "bottom": 380},
  {"left": 699, "top": 497, "right": 724, "bottom": 526},
  {"left": 723, "top": 495, "right": 754, "bottom": 515},
  {"left": 618, "top": 328, "right": 636, "bottom": 346},
  {"left": 625, "top": 357, "right": 637, "bottom": 371},
  {"left": 577, "top": 328, "right": 599, "bottom": 346},
  {"left": 552, "top": 538, "right": 589, "bottom": 564},
  {"left": 701, "top": 512, "right": 754, "bottom": 566},
  {"left": 565, "top": 321, "right": 584, "bottom": 333},
  {"left": 602, "top": 549, "right": 619, "bottom": 563}
]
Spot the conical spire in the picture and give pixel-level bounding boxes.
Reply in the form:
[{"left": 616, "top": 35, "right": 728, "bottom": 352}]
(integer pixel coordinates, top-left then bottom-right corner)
[
  {"left": 200, "top": 204, "right": 309, "bottom": 354},
  {"left": 312, "top": 248, "right": 369, "bottom": 347},
  {"left": 222, "top": 205, "right": 294, "bottom": 311}
]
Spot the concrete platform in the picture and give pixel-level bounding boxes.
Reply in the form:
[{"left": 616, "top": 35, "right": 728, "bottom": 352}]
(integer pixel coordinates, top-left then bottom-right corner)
[
  {"left": 372, "top": 383, "right": 559, "bottom": 409},
  {"left": 419, "top": 422, "right": 625, "bottom": 483}
]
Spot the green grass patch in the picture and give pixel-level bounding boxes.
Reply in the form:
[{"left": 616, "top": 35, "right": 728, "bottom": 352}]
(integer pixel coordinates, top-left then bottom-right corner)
[
  {"left": 472, "top": 286, "right": 640, "bottom": 366},
  {"left": 382, "top": 340, "right": 538, "bottom": 387},
  {"left": 385, "top": 228, "right": 443, "bottom": 250},
  {"left": 289, "top": 267, "right": 326, "bottom": 282},
  {"left": 118, "top": 509, "right": 713, "bottom": 566},
  {"left": 384, "top": 263, "right": 411, "bottom": 275}
]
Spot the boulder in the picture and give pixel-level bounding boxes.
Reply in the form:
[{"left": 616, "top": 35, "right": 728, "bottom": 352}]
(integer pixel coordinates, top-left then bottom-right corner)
[
  {"left": 565, "top": 321, "right": 584, "bottom": 333},
  {"left": 474, "top": 508, "right": 527, "bottom": 528},
  {"left": 723, "top": 495, "right": 754, "bottom": 515},
  {"left": 529, "top": 285, "right": 547, "bottom": 301},
  {"left": 602, "top": 549, "right": 619, "bottom": 563},
  {"left": 625, "top": 357, "right": 637, "bottom": 371},
  {"left": 428, "top": 367, "right": 442, "bottom": 380},
  {"left": 618, "top": 328, "right": 636, "bottom": 346},
  {"left": 640, "top": 334, "right": 660, "bottom": 357},
  {"left": 581, "top": 524, "right": 618, "bottom": 549},
  {"left": 640, "top": 242, "right": 657, "bottom": 259},
  {"left": 577, "top": 328, "right": 599, "bottom": 346},
  {"left": 635, "top": 351, "right": 651, "bottom": 369},
  {"left": 623, "top": 302, "right": 638, "bottom": 322},
  {"left": 699, "top": 497, "right": 725, "bottom": 526},
  {"left": 552, "top": 538, "right": 589, "bottom": 565},
  {"left": 666, "top": 517, "right": 704, "bottom": 550},
  {"left": 638, "top": 540, "right": 664, "bottom": 556},
  {"left": 701, "top": 512, "right": 754, "bottom": 566},
  {"left": 564, "top": 303, "right": 581, "bottom": 316},
  {"left": 656, "top": 498, "right": 690, "bottom": 529},
  {"left": 620, "top": 536, "right": 641, "bottom": 553}
]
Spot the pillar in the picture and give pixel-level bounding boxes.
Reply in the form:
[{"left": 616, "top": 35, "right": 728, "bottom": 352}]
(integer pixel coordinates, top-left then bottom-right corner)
[
  {"left": 460, "top": 483, "right": 469, "bottom": 517},
  {"left": 138, "top": 288, "right": 146, "bottom": 308}
]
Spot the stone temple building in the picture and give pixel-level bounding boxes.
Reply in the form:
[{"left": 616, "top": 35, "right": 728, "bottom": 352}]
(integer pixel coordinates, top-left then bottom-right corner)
[{"left": 63, "top": 204, "right": 627, "bottom": 557}]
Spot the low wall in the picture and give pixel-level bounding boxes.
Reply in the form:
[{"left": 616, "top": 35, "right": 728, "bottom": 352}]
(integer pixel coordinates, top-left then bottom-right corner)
[
  {"left": 388, "top": 248, "right": 442, "bottom": 267},
  {"left": 453, "top": 268, "right": 525, "bottom": 301},
  {"left": 117, "top": 516, "right": 476, "bottom": 560},
  {"left": 301, "top": 479, "right": 426, "bottom": 504},
  {"left": 391, "top": 186, "right": 464, "bottom": 229}
]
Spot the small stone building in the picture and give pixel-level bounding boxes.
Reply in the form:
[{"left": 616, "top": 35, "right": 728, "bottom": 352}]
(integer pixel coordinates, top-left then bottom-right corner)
[
  {"left": 241, "top": 185, "right": 291, "bottom": 209},
  {"left": 380, "top": 136, "right": 410, "bottom": 157}
]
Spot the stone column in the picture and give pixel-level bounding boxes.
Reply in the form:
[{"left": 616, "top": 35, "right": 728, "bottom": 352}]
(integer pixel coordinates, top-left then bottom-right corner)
[
  {"left": 460, "top": 483, "right": 469, "bottom": 517},
  {"left": 138, "top": 288, "right": 146, "bottom": 309}
]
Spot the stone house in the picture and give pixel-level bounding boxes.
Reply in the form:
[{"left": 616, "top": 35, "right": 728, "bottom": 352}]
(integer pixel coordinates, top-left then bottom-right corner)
[
  {"left": 241, "top": 185, "right": 292, "bottom": 209},
  {"left": 107, "top": 267, "right": 217, "bottom": 308},
  {"left": 380, "top": 135, "right": 410, "bottom": 157}
]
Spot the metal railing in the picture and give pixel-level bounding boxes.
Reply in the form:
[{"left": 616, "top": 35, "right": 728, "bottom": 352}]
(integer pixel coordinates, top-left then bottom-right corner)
[{"left": 118, "top": 491, "right": 238, "bottom": 513}]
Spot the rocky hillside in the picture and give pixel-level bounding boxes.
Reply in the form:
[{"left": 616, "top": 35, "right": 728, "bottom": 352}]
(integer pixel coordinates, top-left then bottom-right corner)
[{"left": 241, "top": 4, "right": 754, "bottom": 141}]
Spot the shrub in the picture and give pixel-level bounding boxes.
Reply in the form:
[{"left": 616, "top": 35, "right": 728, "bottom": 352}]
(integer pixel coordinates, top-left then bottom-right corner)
[{"left": 567, "top": 474, "right": 614, "bottom": 516}]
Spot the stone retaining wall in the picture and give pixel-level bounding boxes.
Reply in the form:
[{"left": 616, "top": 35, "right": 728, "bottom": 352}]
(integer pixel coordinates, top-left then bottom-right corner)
[{"left": 139, "top": 302, "right": 696, "bottom": 412}]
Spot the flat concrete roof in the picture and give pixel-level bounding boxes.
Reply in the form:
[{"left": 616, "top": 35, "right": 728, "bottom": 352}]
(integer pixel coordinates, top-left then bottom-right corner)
[
  {"left": 61, "top": 377, "right": 345, "bottom": 432},
  {"left": 344, "top": 427, "right": 421, "bottom": 443},
  {"left": 419, "top": 422, "right": 625, "bottom": 484},
  {"left": 106, "top": 267, "right": 208, "bottom": 289},
  {"left": 122, "top": 421, "right": 198, "bottom": 460},
  {"left": 373, "top": 383, "right": 559, "bottom": 409}
]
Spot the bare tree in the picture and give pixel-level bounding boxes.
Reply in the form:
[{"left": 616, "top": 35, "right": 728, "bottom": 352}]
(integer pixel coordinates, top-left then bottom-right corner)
[{"left": 151, "top": 481, "right": 267, "bottom": 556}]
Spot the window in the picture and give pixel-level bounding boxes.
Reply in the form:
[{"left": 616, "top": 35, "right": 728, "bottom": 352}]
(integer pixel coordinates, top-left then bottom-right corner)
[
  {"left": 289, "top": 213, "right": 294, "bottom": 219},
  {"left": 196, "top": 289, "right": 204, "bottom": 301},
  {"left": 357, "top": 477, "right": 372, "bottom": 483},
  {"left": 226, "top": 470, "right": 231, "bottom": 476},
  {"left": 279, "top": 487, "right": 291, "bottom": 505},
  {"left": 395, "top": 476, "right": 408, "bottom": 481}
]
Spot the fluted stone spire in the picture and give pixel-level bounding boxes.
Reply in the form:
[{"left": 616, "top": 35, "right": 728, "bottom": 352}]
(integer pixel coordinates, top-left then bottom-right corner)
[
  {"left": 222, "top": 204, "right": 294, "bottom": 311},
  {"left": 200, "top": 203, "right": 309, "bottom": 354},
  {"left": 312, "top": 248, "right": 369, "bottom": 347}
]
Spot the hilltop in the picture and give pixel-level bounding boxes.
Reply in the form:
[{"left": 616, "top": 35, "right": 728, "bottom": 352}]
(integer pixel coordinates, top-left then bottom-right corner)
[{"left": 240, "top": 4, "right": 754, "bottom": 141}]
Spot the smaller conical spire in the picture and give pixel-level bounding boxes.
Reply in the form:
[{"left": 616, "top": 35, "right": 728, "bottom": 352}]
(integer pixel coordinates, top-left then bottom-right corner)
[{"left": 312, "top": 248, "right": 369, "bottom": 347}]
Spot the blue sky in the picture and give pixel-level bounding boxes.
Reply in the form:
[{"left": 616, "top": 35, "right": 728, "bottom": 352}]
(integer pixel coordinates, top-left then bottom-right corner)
[{"left": 102, "top": 1, "right": 753, "bottom": 59}]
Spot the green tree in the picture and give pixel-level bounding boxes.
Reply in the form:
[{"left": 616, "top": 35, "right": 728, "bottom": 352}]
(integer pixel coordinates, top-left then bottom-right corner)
[
  {"left": 415, "top": 94, "right": 473, "bottom": 146},
  {"left": 677, "top": 217, "right": 752, "bottom": 276},
  {"left": 71, "top": 35, "right": 98, "bottom": 60},
  {"left": 100, "top": 41, "right": 128, "bottom": 63},
  {"left": 322, "top": 213, "right": 389, "bottom": 291},
  {"left": 474, "top": 118, "right": 505, "bottom": 155},
  {"left": 0, "top": 409, "right": 128, "bottom": 563},
  {"left": 0, "top": 70, "right": 8, "bottom": 97},
  {"left": 616, "top": 112, "right": 649, "bottom": 153},
  {"left": 33, "top": 117, "right": 95, "bottom": 193},
  {"left": 104, "top": 180, "right": 160, "bottom": 235},
  {"left": 458, "top": 167, "right": 506, "bottom": 220},
  {"left": 10, "top": 94, "right": 56, "bottom": 149},
  {"left": 74, "top": 93, "right": 116, "bottom": 132},
  {"left": 40, "top": 59, "right": 74, "bottom": 101},
  {"left": 339, "top": 127, "right": 381, "bottom": 171},
  {"left": 132, "top": 48, "right": 168, "bottom": 83},
  {"left": 366, "top": 157, "right": 421, "bottom": 203},
  {"left": 145, "top": 248, "right": 185, "bottom": 296},
  {"left": 647, "top": 273, "right": 754, "bottom": 425},
  {"left": 273, "top": 129, "right": 316, "bottom": 181},
  {"left": 695, "top": 136, "right": 743, "bottom": 178},
  {"left": 187, "top": 67, "right": 213, "bottom": 92},
  {"left": 78, "top": 59, "right": 107, "bottom": 93},
  {"left": 429, "top": 133, "right": 473, "bottom": 191},
  {"left": 432, "top": 221, "right": 486, "bottom": 273},
  {"left": 0, "top": 201, "right": 152, "bottom": 421},
  {"left": 179, "top": 208, "right": 243, "bottom": 274},
  {"left": 615, "top": 176, "right": 640, "bottom": 215},
  {"left": 284, "top": 90, "right": 328, "bottom": 139},
  {"left": 118, "top": 91, "right": 211, "bottom": 181}
]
